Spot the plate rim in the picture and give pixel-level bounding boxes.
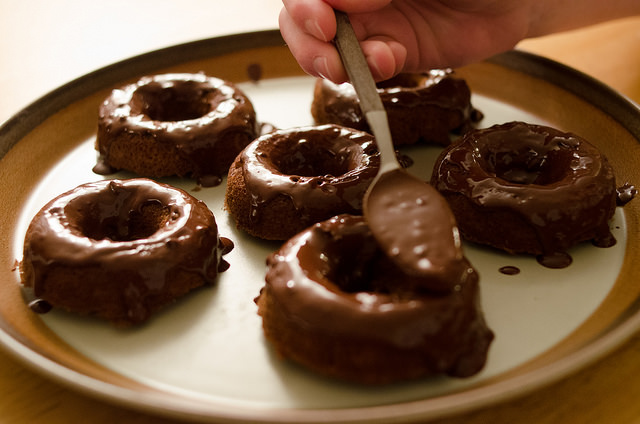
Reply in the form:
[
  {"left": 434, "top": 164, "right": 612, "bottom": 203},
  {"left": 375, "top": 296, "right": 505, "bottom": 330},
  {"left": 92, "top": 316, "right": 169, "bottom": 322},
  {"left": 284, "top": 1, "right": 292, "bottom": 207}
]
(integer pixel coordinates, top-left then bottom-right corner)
[{"left": 1, "top": 30, "right": 640, "bottom": 423}]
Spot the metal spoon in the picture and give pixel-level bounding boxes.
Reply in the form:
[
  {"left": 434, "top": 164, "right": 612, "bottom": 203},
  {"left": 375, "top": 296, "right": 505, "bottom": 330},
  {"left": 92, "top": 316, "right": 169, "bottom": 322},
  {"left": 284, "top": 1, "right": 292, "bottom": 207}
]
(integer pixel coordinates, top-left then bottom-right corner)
[{"left": 334, "top": 11, "right": 466, "bottom": 290}]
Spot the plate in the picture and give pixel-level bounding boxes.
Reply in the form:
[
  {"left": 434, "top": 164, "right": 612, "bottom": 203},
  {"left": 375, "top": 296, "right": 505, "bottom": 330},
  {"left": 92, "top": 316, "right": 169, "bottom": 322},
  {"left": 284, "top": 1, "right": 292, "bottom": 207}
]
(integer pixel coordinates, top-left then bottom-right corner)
[{"left": 1, "top": 31, "right": 640, "bottom": 423}]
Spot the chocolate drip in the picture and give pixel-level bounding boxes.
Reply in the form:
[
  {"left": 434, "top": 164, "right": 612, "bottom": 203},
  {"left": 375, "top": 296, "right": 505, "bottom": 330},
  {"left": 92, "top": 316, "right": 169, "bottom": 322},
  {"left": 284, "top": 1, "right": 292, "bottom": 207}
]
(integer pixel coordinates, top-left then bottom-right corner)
[
  {"left": 28, "top": 299, "right": 52, "bottom": 314},
  {"left": 593, "top": 229, "right": 617, "bottom": 248},
  {"left": 91, "top": 156, "right": 117, "bottom": 175},
  {"left": 499, "top": 266, "right": 520, "bottom": 275},
  {"left": 247, "top": 63, "right": 263, "bottom": 82},
  {"left": 536, "top": 251, "right": 573, "bottom": 269},
  {"left": 197, "top": 175, "right": 223, "bottom": 188},
  {"left": 617, "top": 183, "right": 637, "bottom": 206}
]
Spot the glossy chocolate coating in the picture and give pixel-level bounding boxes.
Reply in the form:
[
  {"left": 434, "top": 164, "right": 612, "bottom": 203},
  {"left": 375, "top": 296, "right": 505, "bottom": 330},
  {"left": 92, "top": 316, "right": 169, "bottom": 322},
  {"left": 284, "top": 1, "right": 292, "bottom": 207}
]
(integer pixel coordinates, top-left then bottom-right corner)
[
  {"left": 617, "top": 182, "right": 637, "bottom": 206},
  {"left": 313, "top": 69, "right": 481, "bottom": 145},
  {"left": 21, "top": 178, "right": 233, "bottom": 323},
  {"left": 431, "top": 121, "right": 618, "bottom": 255},
  {"left": 239, "top": 124, "right": 379, "bottom": 224},
  {"left": 97, "top": 73, "right": 257, "bottom": 184},
  {"left": 263, "top": 214, "right": 493, "bottom": 378}
]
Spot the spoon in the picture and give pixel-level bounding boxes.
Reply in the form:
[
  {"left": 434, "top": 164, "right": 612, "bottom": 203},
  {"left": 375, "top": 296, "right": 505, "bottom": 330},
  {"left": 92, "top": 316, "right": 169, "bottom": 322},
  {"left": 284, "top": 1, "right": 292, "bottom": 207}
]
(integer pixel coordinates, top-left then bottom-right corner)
[{"left": 333, "top": 11, "right": 467, "bottom": 291}]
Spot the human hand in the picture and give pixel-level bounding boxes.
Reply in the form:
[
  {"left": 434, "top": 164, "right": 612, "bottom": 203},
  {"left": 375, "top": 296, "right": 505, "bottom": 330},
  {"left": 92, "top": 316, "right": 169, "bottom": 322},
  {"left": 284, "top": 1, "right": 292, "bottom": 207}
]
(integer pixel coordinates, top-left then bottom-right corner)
[
  {"left": 279, "top": 0, "right": 640, "bottom": 83},
  {"left": 279, "top": 0, "right": 534, "bottom": 83}
]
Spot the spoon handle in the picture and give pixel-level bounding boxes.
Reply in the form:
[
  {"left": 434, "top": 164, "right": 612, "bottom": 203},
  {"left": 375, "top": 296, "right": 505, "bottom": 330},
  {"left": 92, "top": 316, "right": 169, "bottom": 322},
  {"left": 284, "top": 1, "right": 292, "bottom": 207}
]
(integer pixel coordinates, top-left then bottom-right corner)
[
  {"left": 334, "top": 11, "right": 384, "bottom": 113},
  {"left": 334, "top": 10, "right": 399, "bottom": 173}
]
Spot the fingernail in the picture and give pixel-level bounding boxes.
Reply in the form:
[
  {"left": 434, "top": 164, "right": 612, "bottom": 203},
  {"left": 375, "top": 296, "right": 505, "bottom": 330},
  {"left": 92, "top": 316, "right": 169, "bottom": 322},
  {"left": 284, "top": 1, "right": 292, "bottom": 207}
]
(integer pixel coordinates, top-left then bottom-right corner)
[
  {"left": 367, "top": 55, "right": 385, "bottom": 80},
  {"left": 313, "top": 56, "right": 333, "bottom": 80},
  {"left": 305, "top": 19, "right": 329, "bottom": 42}
]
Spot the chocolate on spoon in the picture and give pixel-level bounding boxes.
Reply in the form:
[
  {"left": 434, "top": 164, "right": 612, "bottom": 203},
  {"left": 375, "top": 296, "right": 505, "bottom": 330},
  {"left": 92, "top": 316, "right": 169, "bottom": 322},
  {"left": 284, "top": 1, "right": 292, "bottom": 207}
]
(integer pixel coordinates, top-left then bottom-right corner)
[{"left": 333, "top": 11, "right": 468, "bottom": 291}]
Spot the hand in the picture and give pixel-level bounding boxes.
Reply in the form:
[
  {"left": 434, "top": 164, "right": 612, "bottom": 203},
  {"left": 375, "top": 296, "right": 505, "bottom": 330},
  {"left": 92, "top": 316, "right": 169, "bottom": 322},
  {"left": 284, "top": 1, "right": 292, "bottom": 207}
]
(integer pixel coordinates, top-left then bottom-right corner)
[
  {"left": 279, "top": 0, "right": 534, "bottom": 83},
  {"left": 279, "top": 0, "right": 640, "bottom": 83}
]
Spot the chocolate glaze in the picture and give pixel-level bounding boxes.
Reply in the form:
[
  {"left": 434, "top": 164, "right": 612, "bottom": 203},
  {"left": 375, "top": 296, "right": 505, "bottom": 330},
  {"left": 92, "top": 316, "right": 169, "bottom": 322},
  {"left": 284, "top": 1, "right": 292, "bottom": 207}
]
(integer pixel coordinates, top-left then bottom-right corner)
[
  {"left": 21, "top": 178, "right": 233, "bottom": 323},
  {"left": 246, "top": 63, "right": 263, "bottom": 82},
  {"left": 592, "top": 229, "right": 617, "bottom": 248},
  {"left": 239, "top": 124, "right": 379, "bottom": 223},
  {"left": 314, "top": 69, "right": 481, "bottom": 142},
  {"left": 263, "top": 214, "right": 493, "bottom": 378},
  {"left": 91, "top": 159, "right": 116, "bottom": 176},
  {"left": 28, "top": 299, "right": 52, "bottom": 314},
  {"left": 431, "top": 121, "right": 618, "bottom": 258},
  {"left": 617, "top": 182, "right": 637, "bottom": 206},
  {"left": 499, "top": 266, "right": 520, "bottom": 275},
  {"left": 97, "top": 73, "right": 257, "bottom": 185},
  {"left": 536, "top": 251, "right": 572, "bottom": 269},
  {"left": 365, "top": 169, "right": 470, "bottom": 293}
]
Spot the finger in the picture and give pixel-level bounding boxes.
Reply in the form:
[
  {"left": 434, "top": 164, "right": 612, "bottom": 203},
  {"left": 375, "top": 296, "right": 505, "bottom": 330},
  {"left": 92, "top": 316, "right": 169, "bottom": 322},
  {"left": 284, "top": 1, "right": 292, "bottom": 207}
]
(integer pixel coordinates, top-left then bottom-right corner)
[
  {"left": 281, "top": 0, "right": 336, "bottom": 42},
  {"left": 361, "top": 38, "right": 407, "bottom": 81},
  {"left": 279, "top": 8, "right": 348, "bottom": 82}
]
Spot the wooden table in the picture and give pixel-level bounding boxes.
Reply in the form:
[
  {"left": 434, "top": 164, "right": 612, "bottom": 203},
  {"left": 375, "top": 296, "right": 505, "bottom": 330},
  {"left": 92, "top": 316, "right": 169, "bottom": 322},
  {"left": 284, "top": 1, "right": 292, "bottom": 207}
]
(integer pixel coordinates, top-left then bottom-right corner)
[{"left": 1, "top": 2, "right": 639, "bottom": 422}]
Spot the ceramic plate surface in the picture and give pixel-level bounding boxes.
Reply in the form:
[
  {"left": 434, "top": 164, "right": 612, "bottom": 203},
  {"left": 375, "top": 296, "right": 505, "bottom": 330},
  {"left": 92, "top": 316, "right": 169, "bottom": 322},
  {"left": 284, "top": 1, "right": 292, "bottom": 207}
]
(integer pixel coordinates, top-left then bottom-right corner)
[{"left": 1, "top": 31, "right": 640, "bottom": 423}]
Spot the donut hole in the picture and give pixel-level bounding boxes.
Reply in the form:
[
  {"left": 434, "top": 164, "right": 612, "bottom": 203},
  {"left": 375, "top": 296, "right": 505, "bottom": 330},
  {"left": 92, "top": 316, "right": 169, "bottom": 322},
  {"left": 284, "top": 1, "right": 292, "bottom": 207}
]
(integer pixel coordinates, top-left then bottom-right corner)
[
  {"left": 302, "top": 217, "right": 437, "bottom": 299},
  {"left": 271, "top": 138, "right": 358, "bottom": 177},
  {"left": 480, "top": 144, "right": 574, "bottom": 185},
  {"left": 324, "top": 233, "right": 426, "bottom": 297},
  {"left": 312, "top": 223, "right": 407, "bottom": 295},
  {"left": 309, "top": 225, "right": 380, "bottom": 293},
  {"left": 133, "top": 82, "right": 212, "bottom": 122},
  {"left": 78, "top": 200, "right": 171, "bottom": 242}
]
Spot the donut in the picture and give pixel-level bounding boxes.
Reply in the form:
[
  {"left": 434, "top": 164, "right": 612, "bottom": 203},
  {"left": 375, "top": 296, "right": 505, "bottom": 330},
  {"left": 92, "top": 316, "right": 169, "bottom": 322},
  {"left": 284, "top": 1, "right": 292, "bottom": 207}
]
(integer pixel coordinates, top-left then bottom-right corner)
[
  {"left": 225, "top": 124, "right": 380, "bottom": 240},
  {"left": 430, "top": 121, "right": 618, "bottom": 258},
  {"left": 256, "top": 214, "right": 494, "bottom": 384},
  {"left": 19, "top": 178, "right": 234, "bottom": 326},
  {"left": 311, "top": 69, "right": 482, "bottom": 146},
  {"left": 95, "top": 73, "right": 258, "bottom": 187}
]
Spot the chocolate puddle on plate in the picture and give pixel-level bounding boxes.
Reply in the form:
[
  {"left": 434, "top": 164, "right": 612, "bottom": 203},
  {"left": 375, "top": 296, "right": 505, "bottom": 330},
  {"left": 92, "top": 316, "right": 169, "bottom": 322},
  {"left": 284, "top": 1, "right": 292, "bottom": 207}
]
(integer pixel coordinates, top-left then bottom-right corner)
[{"left": 501, "top": 182, "right": 636, "bottom": 273}]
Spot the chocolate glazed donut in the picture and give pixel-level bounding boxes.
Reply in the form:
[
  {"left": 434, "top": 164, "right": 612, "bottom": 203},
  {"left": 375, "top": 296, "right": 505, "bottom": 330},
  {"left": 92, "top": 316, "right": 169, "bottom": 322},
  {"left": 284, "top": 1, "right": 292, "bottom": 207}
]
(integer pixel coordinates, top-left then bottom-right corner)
[
  {"left": 256, "top": 214, "right": 494, "bottom": 384},
  {"left": 96, "top": 73, "right": 258, "bottom": 187},
  {"left": 20, "top": 178, "right": 233, "bottom": 326},
  {"left": 430, "top": 121, "right": 618, "bottom": 263},
  {"left": 311, "top": 69, "right": 482, "bottom": 146},
  {"left": 225, "top": 124, "right": 380, "bottom": 240}
]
